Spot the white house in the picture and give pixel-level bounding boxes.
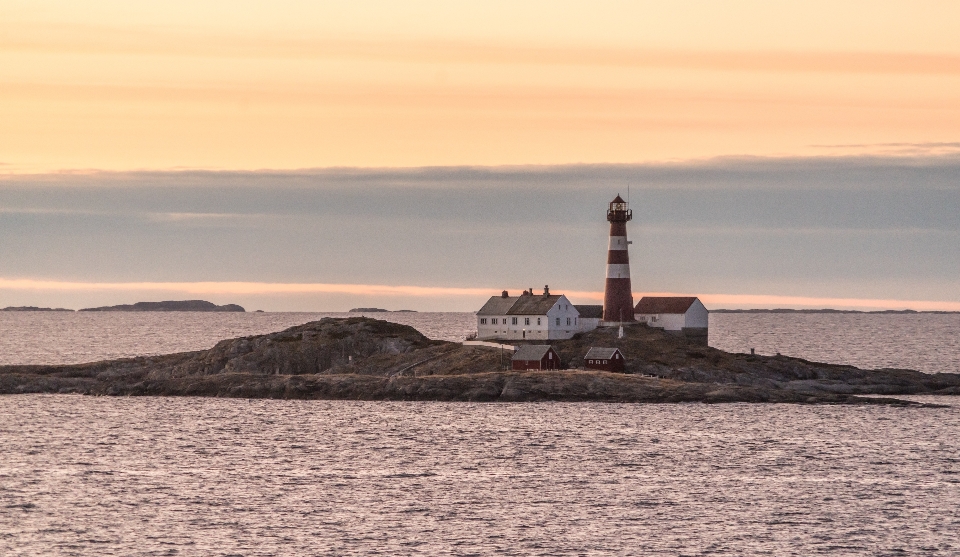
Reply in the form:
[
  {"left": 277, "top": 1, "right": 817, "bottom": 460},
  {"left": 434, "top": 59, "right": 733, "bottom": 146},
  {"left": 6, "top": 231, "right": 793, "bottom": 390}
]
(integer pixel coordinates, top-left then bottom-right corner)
[
  {"left": 634, "top": 296, "right": 708, "bottom": 337},
  {"left": 477, "top": 286, "right": 588, "bottom": 340},
  {"left": 574, "top": 305, "right": 604, "bottom": 332}
]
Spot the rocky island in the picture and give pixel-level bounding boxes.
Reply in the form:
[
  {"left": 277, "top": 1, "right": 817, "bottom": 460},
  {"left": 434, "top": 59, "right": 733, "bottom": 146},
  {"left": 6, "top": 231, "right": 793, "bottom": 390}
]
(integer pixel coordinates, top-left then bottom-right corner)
[
  {"left": 1, "top": 306, "right": 74, "bottom": 312},
  {"left": 2, "top": 317, "right": 957, "bottom": 405},
  {"left": 79, "top": 300, "right": 245, "bottom": 312}
]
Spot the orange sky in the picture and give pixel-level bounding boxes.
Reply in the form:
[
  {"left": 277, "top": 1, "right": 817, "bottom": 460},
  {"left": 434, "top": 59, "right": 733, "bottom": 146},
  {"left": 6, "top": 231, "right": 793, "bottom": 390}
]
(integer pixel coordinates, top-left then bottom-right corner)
[{"left": 3, "top": 0, "right": 960, "bottom": 172}]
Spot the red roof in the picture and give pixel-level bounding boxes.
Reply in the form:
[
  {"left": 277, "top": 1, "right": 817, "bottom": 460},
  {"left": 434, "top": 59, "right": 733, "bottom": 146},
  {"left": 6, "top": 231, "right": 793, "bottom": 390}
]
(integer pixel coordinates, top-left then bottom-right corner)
[
  {"left": 634, "top": 296, "right": 699, "bottom": 314},
  {"left": 611, "top": 195, "right": 625, "bottom": 203}
]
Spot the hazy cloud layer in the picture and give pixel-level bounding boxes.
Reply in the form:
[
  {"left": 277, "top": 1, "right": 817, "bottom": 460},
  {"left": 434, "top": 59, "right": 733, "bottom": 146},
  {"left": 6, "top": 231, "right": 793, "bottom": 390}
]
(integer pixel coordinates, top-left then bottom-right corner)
[{"left": 1, "top": 155, "right": 958, "bottom": 310}]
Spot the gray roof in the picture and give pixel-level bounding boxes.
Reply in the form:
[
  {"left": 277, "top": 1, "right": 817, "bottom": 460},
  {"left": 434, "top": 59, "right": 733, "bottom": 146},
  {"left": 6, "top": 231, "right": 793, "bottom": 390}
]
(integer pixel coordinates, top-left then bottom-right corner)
[
  {"left": 574, "top": 305, "right": 603, "bottom": 318},
  {"left": 506, "top": 295, "right": 564, "bottom": 315},
  {"left": 512, "top": 344, "right": 554, "bottom": 361},
  {"left": 477, "top": 296, "right": 520, "bottom": 315},
  {"left": 584, "top": 347, "right": 623, "bottom": 360},
  {"left": 634, "top": 296, "right": 699, "bottom": 314}
]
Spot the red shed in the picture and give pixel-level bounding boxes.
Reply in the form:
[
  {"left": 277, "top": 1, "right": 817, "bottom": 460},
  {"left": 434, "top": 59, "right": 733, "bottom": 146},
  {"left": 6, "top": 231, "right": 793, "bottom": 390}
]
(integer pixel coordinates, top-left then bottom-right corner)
[
  {"left": 584, "top": 347, "right": 626, "bottom": 372},
  {"left": 511, "top": 345, "right": 561, "bottom": 371}
]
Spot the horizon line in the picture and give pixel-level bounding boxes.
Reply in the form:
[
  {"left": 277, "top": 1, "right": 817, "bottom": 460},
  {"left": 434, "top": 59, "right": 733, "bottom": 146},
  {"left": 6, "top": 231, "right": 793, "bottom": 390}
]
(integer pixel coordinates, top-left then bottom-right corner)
[{"left": 1, "top": 278, "right": 958, "bottom": 312}]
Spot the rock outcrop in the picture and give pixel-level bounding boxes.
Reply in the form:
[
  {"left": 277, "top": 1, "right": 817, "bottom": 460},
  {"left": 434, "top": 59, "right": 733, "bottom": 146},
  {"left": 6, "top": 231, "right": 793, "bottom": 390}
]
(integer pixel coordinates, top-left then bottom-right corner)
[{"left": 2, "top": 317, "right": 957, "bottom": 404}]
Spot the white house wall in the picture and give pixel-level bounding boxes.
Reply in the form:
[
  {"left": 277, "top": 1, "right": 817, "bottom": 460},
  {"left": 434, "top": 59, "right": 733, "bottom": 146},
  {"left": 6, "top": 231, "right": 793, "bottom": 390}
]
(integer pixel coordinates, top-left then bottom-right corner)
[
  {"left": 635, "top": 312, "right": 686, "bottom": 331},
  {"left": 684, "top": 300, "right": 709, "bottom": 329},
  {"left": 476, "top": 295, "right": 585, "bottom": 340},
  {"left": 477, "top": 314, "right": 548, "bottom": 340},
  {"left": 546, "top": 297, "right": 581, "bottom": 339},
  {"left": 578, "top": 317, "right": 601, "bottom": 333}
]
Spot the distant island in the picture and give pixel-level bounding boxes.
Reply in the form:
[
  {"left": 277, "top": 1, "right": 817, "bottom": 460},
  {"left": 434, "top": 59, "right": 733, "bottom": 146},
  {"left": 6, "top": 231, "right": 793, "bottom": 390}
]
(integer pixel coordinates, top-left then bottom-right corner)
[
  {"left": 1, "top": 306, "right": 74, "bottom": 312},
  {"left": 348, "top": 308, "right": 417, "bottom": 313},
  {"left": 79, "top": 300, "right": 245, "bottom": 312},
  {"left": 711, "top": 309, "right": 960, "bottom": 314}
]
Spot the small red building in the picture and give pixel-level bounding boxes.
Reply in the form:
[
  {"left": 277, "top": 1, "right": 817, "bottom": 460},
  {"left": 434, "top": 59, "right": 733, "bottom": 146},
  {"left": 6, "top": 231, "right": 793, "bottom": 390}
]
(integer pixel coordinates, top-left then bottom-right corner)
[
  {"left": 584, "top": 347, "right": 626, "bottom": 372},
  {"left": 512, "top": 345, "right": 561, "bottom": 371}
]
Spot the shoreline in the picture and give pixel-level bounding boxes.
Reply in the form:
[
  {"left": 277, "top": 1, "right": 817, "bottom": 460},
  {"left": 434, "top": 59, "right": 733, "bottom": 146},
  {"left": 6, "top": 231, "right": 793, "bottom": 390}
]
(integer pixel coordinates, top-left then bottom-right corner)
[{"left": 2, "top": 317, "right": 958, "bottom": 405}]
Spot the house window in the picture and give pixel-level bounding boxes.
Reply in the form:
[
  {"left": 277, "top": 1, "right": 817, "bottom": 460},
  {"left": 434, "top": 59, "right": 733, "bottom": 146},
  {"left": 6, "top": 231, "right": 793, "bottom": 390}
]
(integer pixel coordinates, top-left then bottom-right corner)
[
  {"left": 548, "top": 353, "right": 552, "bottom": 359},
  {"left": 566, "top": 317, "right": 571, "bottom": 326},
  {"left": 512, "top": 317, "right": 518, "bottom": 325},
  {"left": 537, "top": 318, "right": 541, "bottom": 325},
  {"left": 492, "top": 318, "right": 498, "bottom": 325},
  {"left": 524, "top": 317, "right": 530, "bottom": 325},
  {"left": 480, "top": 318, "right": 487, "bottom": 325},
  {"left": 555, "top": 318, "right": 560, "bottom": 326}
]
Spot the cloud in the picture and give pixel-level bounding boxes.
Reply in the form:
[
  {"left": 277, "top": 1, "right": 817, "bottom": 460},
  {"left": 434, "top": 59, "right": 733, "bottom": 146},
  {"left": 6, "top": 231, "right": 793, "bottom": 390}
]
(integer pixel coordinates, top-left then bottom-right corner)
[
  {"left": 0, "top": 156, "right": 957, "bottom": 309},
  {"left": 6, "top": 22, "right": 960, "bottom": 76}
]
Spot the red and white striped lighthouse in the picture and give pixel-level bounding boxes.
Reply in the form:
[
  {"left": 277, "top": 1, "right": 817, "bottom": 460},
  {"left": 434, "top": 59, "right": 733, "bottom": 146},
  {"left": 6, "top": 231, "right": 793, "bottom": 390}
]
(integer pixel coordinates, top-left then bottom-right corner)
[{"left": 603, "top": 195, "right": 636, "bottom": 323}]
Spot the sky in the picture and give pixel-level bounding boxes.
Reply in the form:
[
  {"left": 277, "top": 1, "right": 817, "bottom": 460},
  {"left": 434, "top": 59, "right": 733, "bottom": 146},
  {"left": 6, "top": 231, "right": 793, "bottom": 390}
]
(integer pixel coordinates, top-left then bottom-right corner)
[{"left": 1, "top": 1, "right": 959, "bottom": 311}]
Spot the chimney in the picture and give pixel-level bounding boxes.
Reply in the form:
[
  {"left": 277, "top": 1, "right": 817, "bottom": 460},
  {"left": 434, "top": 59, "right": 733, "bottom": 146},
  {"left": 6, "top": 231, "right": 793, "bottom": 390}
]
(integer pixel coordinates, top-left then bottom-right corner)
[
  {"left": 501, "top": 290, "right": 509, "bottom": 298},
  {"left": 543, "top": 285, "right": 550, "bottom": 296}
]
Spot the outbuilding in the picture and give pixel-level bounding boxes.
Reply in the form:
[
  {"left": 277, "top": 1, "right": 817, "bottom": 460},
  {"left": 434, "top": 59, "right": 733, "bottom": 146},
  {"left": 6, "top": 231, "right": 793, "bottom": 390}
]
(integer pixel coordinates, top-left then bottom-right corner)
[
  {"left": 583, "top": 347, "right": 626, "bottom": 372},
  {"left": 574, "top": 305, "right": 603, "bottom": 332},
  {"left": 634, "top": 296, "right": 709, "bottom": 344},
  {"left": 511, "top": 345, "right": 561, "bottom": 371}
]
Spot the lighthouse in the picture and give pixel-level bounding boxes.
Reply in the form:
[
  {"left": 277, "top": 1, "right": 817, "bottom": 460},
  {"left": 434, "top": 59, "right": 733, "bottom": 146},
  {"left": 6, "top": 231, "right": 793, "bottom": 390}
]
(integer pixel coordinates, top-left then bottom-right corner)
[{"left": 602, "top": 195, "right": 636, "bottom": 323}]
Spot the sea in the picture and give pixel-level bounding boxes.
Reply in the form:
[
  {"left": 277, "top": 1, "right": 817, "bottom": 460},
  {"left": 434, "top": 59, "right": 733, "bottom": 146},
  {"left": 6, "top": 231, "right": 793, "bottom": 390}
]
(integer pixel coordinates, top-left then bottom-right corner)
[
  {"left": 2, "top": 312, "right": 959, "bottom": 555},
  {"left": 0, "top": 311, "right": 957, "bottom": 373}
]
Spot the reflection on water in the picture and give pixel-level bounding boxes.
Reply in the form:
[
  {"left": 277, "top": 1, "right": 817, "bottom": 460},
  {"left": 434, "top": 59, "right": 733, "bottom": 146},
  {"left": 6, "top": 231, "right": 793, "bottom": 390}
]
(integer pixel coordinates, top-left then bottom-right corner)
[{"left": 1, "top": 395, "right": 959, "bottom": 556}]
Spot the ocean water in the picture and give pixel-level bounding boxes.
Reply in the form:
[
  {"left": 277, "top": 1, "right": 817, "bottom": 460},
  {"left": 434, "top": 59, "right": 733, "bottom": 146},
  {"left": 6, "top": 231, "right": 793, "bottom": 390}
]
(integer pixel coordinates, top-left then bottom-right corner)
[
  {"left": 0, "top": 312, "right": 476, "bottom": 367},
  {"left": 2, "top": 315, "right": 960, "bottom": 554},
  {"left": 710, "top": 313, "right": 960, "bottom": 374},
  {"left": 1, "top": 395, "right": 959, "bottom": 556},
  {"left": 1, "top": 311, "right": 958, "bottom": 373}
]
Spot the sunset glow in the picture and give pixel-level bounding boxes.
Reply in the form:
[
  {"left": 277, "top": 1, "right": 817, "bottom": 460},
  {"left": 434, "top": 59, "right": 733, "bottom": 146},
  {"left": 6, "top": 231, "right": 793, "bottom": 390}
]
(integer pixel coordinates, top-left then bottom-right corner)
[
  {"left": 3, "top": 1, "right": 960, "bottom": 172},
  {"left": 2, "top": 278, "right": 958, "bottom": 312}
]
